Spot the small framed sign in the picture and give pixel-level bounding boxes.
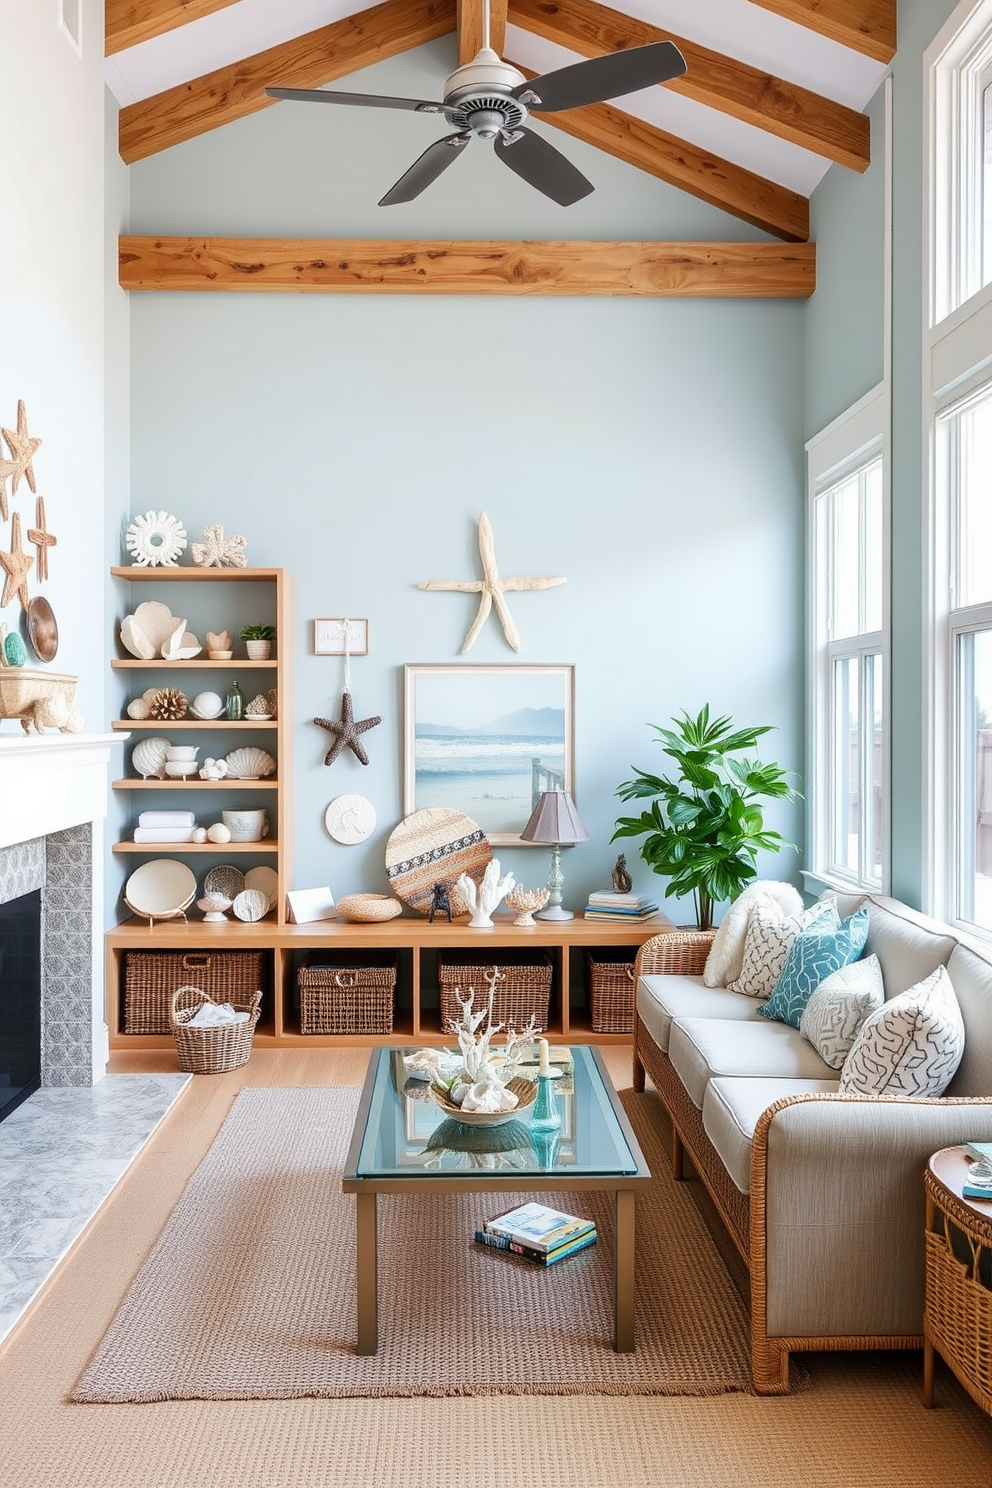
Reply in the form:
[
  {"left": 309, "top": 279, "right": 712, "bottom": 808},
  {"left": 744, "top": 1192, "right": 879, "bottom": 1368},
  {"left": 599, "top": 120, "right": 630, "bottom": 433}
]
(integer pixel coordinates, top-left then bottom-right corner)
[{"left": 314, "top": 618, "right": 369, "bottom": 655}]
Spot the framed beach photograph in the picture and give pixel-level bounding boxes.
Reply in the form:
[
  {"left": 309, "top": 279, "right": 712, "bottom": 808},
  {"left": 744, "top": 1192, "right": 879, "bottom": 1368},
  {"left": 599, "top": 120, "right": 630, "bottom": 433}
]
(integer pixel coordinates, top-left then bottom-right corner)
[{"left": 403, "top": 664, "right": 575, "bottom": 846}]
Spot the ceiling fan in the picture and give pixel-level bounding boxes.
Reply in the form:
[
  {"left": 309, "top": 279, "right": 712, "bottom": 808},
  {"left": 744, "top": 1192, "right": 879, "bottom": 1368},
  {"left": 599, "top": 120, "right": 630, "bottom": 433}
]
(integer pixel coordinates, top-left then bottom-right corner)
[{"left": 265, "top": 5, "right": 686, "bottom": 208}]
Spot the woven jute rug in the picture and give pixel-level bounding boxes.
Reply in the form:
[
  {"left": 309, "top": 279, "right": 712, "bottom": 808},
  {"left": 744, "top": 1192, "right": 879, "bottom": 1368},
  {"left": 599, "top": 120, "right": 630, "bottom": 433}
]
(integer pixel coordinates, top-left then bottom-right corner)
[{"left": 73, "top": 1085, "right": 754, "bottom": 1403}]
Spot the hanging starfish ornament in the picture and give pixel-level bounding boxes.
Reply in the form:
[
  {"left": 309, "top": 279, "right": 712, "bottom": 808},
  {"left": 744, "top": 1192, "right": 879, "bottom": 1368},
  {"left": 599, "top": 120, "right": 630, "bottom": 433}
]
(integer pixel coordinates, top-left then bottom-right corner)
[
  {"left": 27, "top": 496, "right": 57, "bottom": 582},
  {"left": 418, "top": 511, "right": 566, "bottom": 653},
  {"left": 314, "top": 692, "right": 382, "bottom": 766},
  {"left": 0, "top": 512, "right": 35, "bottom": 610},
  {"left": 1, "top": 400, "right": 42, "bottom": 498}
]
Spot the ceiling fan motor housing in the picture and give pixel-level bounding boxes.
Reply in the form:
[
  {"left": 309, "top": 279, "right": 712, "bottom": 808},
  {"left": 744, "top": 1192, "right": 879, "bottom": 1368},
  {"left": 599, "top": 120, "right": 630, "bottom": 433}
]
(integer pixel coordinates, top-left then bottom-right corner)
[{"left": 443, "top": 48, "right": 529, "bottom": 137}]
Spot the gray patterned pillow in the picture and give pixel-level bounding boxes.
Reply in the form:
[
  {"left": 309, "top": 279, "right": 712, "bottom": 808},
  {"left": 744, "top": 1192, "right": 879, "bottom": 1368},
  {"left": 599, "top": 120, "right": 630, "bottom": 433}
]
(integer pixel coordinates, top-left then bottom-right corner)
[
  {"left": 799, "top": 954, "right": 884, "bottom": 1068},
  {"left": 727, "top": 899, "right": 838, "bottom": 999},
  {"left": 839, "top": 966, "right": 965, "bottom": 1097}
]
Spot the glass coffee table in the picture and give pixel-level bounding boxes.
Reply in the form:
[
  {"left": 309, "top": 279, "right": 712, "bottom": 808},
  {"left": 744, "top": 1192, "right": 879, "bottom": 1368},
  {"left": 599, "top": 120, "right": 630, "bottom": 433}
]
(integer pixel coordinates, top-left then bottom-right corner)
[{"left": 343, "top": 1045, "right": 651, "bottom": 1355}]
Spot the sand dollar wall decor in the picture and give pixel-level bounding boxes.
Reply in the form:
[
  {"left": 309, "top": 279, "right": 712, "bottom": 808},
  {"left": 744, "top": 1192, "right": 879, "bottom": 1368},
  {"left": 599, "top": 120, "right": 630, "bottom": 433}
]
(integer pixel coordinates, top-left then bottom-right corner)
[
  {"left": 325, "top": 794, "right": 376, "bottom": 845},
  {"left": 384, "top": 807, "right": 492, "bottom": 916}
]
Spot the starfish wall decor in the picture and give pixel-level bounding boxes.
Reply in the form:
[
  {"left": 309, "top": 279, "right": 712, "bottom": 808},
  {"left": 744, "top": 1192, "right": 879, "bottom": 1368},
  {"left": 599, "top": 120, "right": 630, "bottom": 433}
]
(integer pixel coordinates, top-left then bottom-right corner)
[
  {"left": 314, "top": 692, "right": 382, "bottom": 766},
  {"left": 0, "top": 512, "right": 35, "bottom": 610},
  {"left": 27, "top": 496, "right": 57, "bottom": 582},
  {"left": 418, "top": 511, "right": 566, "bottom": 653},
  {"left": 1, "top": 400, "right": 41, "bottom": 499}
]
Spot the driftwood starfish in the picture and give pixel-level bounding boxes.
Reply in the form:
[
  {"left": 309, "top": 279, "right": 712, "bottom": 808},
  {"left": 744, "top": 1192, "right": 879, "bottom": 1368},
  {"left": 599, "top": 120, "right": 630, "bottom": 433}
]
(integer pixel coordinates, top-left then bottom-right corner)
[
  {"left": 418, "top": 511, "right": 566, "bottom": 653},
  {"left": 1, "top": 400, "right": 42, "bottom": 497},
  {"left": 0, "top": 512, "right": 35, "bottom": 610},
  {"left": 27, "top": 496, "right": 57, "bottom": 582},
  {"left": 314, "top": 691, "right": 381, "bottom": 766}
]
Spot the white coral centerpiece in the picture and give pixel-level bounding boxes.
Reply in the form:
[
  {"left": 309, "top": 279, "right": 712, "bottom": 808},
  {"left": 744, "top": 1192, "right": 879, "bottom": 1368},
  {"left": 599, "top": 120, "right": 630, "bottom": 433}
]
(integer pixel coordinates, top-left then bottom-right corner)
[{"left": 454, "top": 857, "right": 515, "bottom": 929}]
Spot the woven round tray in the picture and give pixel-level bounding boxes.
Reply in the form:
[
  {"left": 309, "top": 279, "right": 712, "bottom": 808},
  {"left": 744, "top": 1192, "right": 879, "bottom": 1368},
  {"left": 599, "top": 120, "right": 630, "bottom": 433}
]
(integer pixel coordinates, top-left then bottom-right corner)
[
  {"left": 384, "top": 807, "right": 492, "bottom": 915},
  {"left": 335, "top": 893, "right": 403, "bottom": 922},
  {"left": 429, "top": 1075, "right": 537, "bottom": 1127}
]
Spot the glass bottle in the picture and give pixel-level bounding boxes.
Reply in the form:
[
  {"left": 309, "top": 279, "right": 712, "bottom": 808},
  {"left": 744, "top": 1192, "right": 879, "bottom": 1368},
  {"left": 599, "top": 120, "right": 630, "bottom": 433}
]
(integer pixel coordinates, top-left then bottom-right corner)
[{"left": 225, "top": 679, "right": 243, "bottom": 721}]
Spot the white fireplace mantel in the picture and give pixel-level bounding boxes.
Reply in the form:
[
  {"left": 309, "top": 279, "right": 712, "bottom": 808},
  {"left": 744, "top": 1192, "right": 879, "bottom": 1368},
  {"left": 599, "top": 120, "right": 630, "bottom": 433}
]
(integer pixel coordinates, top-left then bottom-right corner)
[{"left": 0, "top": 733, "right": 125, "bottom": 850}]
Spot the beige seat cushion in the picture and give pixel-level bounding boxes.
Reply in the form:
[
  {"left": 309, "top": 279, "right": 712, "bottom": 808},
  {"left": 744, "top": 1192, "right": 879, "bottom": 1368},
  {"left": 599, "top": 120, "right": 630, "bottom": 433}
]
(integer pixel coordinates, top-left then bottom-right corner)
[
  {"left": 636, "top": 975, "right": 764, "bottom": 1055},
  {"left": 669, "top": 1016, "right": 837, "bottom": 1108},
  {"left": 703, "top": 1076, "right": 840, "bottom": 1194}
]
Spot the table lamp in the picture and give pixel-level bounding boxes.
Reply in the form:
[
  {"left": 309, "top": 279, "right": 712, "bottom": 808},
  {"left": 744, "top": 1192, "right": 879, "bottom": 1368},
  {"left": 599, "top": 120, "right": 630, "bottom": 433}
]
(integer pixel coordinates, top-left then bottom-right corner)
[{"left": 520, "top": 790, "right": 589, "bottom": 920}]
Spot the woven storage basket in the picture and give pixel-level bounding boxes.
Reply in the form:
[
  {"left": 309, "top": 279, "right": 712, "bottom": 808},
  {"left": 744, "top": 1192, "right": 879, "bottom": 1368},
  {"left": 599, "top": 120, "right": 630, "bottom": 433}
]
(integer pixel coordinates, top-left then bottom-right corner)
[
  {"left": 170, "top": 985, "right": 261, "bottom": 1074},
  {"left": 437, "top": 950, "right": 553, "bottom": 1032},
  {"left": 634, "top": 928, "right": 717, "bottom": 980},
  {"left": 298, "top": 951, "right": 398, "bottom": 1035},
  {"left": 123, "top": 949, "right": 267, "bottom": 1035},
  {"left": 585, "top": 948, "right": 638, "bottom": 1033},
  {"left": 925, "top": 1216, "right": 992, "bottom": 1410}
]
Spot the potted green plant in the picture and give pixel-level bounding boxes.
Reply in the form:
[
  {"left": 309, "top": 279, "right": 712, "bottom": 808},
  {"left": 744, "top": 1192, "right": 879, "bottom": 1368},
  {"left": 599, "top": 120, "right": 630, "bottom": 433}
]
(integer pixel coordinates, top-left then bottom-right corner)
[
  {"left": 613, "top": 705, "right": 799, "bottom": 930},
  {"left": 239, "top": 623, "right": 275, "bottom": 660}
]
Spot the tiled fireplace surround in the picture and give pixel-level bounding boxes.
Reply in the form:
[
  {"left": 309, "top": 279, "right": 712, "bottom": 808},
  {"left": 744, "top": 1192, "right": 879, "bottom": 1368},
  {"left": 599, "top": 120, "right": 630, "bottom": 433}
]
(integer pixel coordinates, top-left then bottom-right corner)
[{"left": 0, "top": 734, "right": 120, "bottom": 1087}]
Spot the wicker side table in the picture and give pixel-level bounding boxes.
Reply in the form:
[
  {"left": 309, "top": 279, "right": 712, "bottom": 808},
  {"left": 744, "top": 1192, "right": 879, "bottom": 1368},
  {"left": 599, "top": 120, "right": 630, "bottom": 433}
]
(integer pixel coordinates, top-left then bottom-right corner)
[{"left": 924, "top": 1147, "right": 992, "bottom": 1414}]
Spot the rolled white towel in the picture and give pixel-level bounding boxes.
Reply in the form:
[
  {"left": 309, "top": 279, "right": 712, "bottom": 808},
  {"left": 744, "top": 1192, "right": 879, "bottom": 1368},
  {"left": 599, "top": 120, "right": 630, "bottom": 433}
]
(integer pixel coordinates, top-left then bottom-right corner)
[
  {"left": 187, "top": 1002, "right": 249, "bottom": 1026},
  {"left": 138, "top": 810, "right": 196, "bottom": 828}
]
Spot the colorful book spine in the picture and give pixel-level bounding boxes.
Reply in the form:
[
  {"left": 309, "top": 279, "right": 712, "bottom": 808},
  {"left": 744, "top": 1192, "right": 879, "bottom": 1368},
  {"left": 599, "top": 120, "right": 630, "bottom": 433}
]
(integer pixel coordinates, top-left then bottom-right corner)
[
  {"left": 474, "top": 1230, "right": 598, "bottom": 1265},
  {"left": 484, "top": 1216, "right": 595, "bottom": 1251}
]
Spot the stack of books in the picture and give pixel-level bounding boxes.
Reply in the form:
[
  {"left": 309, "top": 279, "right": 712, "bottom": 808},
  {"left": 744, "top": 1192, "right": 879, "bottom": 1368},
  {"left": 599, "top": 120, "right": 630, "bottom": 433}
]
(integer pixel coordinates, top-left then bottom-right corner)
[
  {"left": 583, "top": 889, "right": 659, "bottom": 921},
  {"left": 475, "top": 1202, "right": 597, "bottom": 1266}
]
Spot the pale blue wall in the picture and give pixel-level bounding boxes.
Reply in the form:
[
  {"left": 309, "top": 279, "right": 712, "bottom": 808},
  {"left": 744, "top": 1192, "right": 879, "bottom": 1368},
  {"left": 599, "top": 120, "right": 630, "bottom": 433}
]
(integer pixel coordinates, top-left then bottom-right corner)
[
  {"left": 121, "top": 38, "right": 807, "bottom": 920},
  {"left": 803, "top": 0, "right": 962, "bottom": 910}
]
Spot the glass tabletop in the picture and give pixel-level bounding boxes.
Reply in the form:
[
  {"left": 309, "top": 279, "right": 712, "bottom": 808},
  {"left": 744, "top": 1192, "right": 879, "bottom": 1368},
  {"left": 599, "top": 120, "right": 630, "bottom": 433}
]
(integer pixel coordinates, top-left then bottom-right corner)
[{"left": 349, "top": 1046, "right": 643, "bottom": 1179}]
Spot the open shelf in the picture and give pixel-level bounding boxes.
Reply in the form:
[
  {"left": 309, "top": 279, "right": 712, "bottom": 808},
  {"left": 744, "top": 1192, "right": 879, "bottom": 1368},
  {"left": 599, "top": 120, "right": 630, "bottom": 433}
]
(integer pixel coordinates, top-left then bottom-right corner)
[
  {"left": 113, "top": 839, "right": 280, "bottom": 854},
  {"left": 111, "top": 659, "right": 278, "bottom": 669},
  {"left": 113, "top": 778, "right": 278, "bottom": 790},
  {"left": 113, "top": 719, "right": 278, "bottom": 730}
]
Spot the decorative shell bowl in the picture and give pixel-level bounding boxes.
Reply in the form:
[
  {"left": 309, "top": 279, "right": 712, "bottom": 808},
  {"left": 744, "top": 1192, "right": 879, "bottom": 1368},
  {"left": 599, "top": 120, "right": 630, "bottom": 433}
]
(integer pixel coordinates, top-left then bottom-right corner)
[
  {"left": 429, "top": 1076, "right": 538, "bottom": 1127},
  {"left": 504, "top": 886, "right": 551, "bottom": 925},
  {"left": 335, "top": 893, "right": 403, "bottom": 923},
  {"left": 131, "top": 736, "right": 171, "bottom": 779},
  {"left": 222, "top": 746, "right": 276, "bottom": 780}
]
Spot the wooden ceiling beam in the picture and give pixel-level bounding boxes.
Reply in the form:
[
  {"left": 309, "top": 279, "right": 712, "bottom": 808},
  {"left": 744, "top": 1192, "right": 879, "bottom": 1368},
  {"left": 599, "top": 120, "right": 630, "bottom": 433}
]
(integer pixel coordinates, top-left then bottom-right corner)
[
  {"left": 510, "top": 65, "right": 808, "bottom": 241},
  {"left": 119, "top": 235, "right": 816, "bottom": 296},
  {"left": 746, "top": 0, "right": 895, "bottom": 65},
  {"left": 118, "top": 0, "right": 457, "bottom": 164},
  {"left": 106, "top": 1, "right": 243, "bottom": 56},
  {"left": 509, "top": 0, "right": 869, "bottom": 173},
  {"left": 457, "top": 0, "right": 508, "bottom": 63}
]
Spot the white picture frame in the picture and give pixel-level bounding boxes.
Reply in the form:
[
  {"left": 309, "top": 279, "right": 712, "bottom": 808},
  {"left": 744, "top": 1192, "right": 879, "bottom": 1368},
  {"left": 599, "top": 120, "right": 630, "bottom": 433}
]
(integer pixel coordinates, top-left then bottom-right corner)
[{"left": 314, "top": 618, "right": 369, "bottom": 655}]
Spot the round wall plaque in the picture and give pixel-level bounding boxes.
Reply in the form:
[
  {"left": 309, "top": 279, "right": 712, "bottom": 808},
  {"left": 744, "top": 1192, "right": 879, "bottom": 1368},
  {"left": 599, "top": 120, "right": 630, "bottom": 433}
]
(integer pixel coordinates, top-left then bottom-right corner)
[{"left": 324, "top": 794, "right": 376, "bottom": 845}]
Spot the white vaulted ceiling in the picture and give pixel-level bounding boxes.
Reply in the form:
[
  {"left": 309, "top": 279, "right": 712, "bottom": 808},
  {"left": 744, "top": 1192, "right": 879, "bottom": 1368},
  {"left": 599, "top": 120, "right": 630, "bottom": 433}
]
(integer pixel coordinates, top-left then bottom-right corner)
[{"left": 106, "top": 0, "right": 893, "bottom": 240}]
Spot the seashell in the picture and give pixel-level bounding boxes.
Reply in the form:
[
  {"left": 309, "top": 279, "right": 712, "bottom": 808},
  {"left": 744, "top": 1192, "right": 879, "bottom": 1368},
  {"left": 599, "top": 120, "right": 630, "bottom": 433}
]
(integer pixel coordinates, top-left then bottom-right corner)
[
  {"left": 232, "top": 888, "right": 269, "bottom": 923},
  {"left": 120, "top": 601, "right": 183, "bottom": 661},
  {"left": 126, "top": 697, "right": 151, "bottom": 720},
  {"left": 223, "top": 746, "right": 276, "bottom": 780},
  {"left": 245, "top": 693, "right": 272, "bottom": 718},
  {"left": 504, "top": 885, "right": 551, "bottom": 926},
  {"left": 161, "top": 617, "right": 202, "bottom": 661},
  {"left": 190, "top": 690, "right": 224, "bottom": 720},
  {"left": 131, "top": 737, "right": 171, "bottom": 779},
  {"left": 206, "top": 822, "right": 232, "bottom": 843},
  {"left": 191, "top": 827, "right": 208, "bottom": 844},
  {"left": 206, "top": 630, "right": 232, "bottom": 652}
]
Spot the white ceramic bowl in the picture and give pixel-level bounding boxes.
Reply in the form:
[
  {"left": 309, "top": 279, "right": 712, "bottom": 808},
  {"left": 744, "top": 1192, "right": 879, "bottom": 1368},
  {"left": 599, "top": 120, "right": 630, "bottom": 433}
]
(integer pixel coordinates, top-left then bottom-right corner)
[
  {"left": 164, "top": 760, "right": 198, "bottom": 778},
  {"left": 166, "top": 745, "right": 198, "bottom": 761}
]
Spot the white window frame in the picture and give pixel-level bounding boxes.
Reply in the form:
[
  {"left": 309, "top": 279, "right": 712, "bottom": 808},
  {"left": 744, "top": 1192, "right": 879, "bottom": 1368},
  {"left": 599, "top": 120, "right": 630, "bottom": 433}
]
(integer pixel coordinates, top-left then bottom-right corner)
[
  {"left": 925, "top": 0, "right": 992, "bottom": 933},
  {"left": 805, "top": 385, "right": 888, "bottom": 898}
]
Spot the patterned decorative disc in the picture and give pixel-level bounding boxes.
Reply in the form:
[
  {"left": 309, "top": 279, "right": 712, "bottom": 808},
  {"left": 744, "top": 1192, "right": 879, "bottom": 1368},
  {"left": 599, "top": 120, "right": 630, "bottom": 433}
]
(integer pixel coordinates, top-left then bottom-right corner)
[
  {"left": 384, "top": 807, "right": 491, "bottom": 916},
  {"left": 203, "top": 864, "right": 246, "bottom": 902}
]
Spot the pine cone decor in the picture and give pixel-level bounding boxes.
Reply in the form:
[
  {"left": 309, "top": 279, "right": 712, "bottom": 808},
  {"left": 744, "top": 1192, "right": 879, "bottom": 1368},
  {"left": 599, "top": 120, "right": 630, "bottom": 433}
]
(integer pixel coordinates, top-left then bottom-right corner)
[
  {"left": 266, "top": 689, "right": 278, "bottom": 717},
  {"left": 148, "top": 687, "right": 188, "bottom": 721}
]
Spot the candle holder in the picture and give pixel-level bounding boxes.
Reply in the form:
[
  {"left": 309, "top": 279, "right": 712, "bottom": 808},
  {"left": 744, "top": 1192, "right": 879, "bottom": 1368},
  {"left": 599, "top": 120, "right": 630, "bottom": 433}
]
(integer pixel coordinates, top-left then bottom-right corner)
[{"left": 530, "top": 1072, "right": 561, "bottom": 1131}]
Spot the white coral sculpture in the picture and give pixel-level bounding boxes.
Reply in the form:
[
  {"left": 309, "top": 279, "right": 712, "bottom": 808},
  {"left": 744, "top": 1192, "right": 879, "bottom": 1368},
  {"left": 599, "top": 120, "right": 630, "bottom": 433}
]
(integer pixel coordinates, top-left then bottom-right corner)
[
  {"left": 125, "top": 511, "right": 187, "bottom": 567},
  {"left": 454, "top": 857, "right": 515, "bottom": 929},
  {"left": 191, "top": 524, "right": 248, "bottom": 568},
  {"left": 443, "top": 973, "right": 519, "bottom": 1114}
]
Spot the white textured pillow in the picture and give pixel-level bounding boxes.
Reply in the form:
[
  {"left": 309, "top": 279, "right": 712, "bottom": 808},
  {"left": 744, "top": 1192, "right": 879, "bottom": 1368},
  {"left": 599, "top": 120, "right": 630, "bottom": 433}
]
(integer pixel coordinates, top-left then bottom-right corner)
[
  {"left": 799, "top": 954, "right": 884, "bottom": 1069},
  {"left": 703, "top": 881, "right": 804, "bottom": 988},
  {"left": 839, "top": 966, "right": 965, "bottom": 1097},
  {"left": 727, "top": 899, "right": 838, "bottom": 1000}
]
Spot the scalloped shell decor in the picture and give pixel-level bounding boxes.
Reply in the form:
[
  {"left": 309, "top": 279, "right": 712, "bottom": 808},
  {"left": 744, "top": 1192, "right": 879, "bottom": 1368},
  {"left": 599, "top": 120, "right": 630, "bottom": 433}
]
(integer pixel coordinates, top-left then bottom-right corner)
[
  {"left": 222, "top": 746, "right": 275, "bottom": 780},
  {"left": 120, "top": 601, "right": 183, "bottom": 660},
  {"left": 131, "top": 736, "right": 171, "bottom": 779},
  {"left": 232, "top": 888, "right": 270, "bottom": 923}
]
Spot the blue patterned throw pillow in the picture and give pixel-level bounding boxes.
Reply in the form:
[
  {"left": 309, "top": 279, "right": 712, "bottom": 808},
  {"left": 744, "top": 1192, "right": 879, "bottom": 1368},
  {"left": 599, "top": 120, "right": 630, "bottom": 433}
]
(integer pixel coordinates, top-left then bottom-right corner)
[{"left": 758, "top": 906, "right": 870, "bottom": 1029}]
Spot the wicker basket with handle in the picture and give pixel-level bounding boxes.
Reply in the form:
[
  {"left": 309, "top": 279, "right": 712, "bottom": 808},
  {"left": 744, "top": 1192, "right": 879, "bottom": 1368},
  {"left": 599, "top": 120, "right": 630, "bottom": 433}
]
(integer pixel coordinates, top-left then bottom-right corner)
[
  {"left": 297, "top": 951, "right": 398, "bottom": 1035},
  {"left": 169, "top": 984, "right": 262, "bottom": 1074},
  {"left": 124, "top": 949, "right": 267, "bottom": 1035},
  {"left": 437, "top": 950, "right": 553, "bottom": 1032},
  {"left": 584, "top": 948, "right": 639, "bottom": 1033},
  {"left": 633, "top": 929, "right": 717, "bottom": 982}
]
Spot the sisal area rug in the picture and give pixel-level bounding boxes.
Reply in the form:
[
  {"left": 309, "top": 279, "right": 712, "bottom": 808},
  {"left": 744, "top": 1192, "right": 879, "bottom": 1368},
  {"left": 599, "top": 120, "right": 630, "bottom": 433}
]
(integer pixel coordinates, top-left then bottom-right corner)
[{"left": 73, "top": 1085, "right": 755, "bottom": 1403}]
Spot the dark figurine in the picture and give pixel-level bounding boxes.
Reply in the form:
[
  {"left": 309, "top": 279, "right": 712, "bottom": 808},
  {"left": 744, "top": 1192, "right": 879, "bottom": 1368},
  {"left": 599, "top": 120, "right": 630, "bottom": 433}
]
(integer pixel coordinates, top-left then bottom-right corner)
[
  {"left": 612, "top": 853, "right": 633, "bottom": 894},
  {"left": 428, "top": 881, "right": 453, "bottom": 923}
]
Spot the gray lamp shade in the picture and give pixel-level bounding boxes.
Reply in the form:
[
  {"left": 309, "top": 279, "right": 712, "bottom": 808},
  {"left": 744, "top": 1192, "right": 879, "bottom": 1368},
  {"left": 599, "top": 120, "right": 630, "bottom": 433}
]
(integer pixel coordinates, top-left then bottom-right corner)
[{"left": 520, "top": 790, "right": 589, "bottom": 846}]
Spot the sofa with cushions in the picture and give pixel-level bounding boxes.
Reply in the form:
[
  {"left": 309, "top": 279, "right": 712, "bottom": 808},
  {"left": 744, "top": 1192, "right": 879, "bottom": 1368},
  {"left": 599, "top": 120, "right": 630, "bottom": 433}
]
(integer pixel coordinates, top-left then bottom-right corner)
[{"left": 631, "top": 886, "right": 992, "bottom": 1393}]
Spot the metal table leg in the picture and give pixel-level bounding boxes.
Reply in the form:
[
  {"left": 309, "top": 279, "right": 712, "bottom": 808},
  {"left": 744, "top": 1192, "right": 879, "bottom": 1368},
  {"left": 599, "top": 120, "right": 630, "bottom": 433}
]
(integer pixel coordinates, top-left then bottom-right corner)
[
  {"left": 355, "top": 1191, "right": 378, "bottom": 1355},
  {"left": 614, "top": 1188, "right": 636, "bottom": 1352}
]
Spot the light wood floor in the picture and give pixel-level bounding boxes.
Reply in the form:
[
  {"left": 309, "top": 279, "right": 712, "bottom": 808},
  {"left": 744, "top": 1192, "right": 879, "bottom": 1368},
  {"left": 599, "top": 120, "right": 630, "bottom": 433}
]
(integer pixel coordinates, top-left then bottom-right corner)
[{"left": 1, "top": 1047, "right": 991, "bottom": 1488}]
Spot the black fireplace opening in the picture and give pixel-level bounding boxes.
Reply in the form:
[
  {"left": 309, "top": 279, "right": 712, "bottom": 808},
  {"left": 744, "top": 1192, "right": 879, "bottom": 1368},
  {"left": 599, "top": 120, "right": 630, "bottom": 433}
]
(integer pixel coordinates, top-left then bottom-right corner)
[{"left": 0, "top": 889, "right": 42, "bottom": 1122}]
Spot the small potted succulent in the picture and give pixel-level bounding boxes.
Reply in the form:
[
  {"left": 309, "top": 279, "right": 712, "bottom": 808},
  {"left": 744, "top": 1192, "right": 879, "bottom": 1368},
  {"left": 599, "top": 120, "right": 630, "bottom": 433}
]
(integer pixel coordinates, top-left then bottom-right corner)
[{"left": 239, "top": 623, "right": 275, "bottom": 661}]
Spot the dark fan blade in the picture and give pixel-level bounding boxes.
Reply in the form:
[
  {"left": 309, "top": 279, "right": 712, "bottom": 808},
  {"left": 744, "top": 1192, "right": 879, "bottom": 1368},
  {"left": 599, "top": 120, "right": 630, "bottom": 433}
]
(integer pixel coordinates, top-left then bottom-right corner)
[
  {"left": 265, "top": 86, "right": 446, "bottom": 114},
  {"left": 379, "top": 132, "right": 472, "bottom": 206},
  {"left": 494, "top": 128, "right": 593, "bottom": 206},
  {"left": 513, "top": 40, "right": 686, "bottom": 113}
]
